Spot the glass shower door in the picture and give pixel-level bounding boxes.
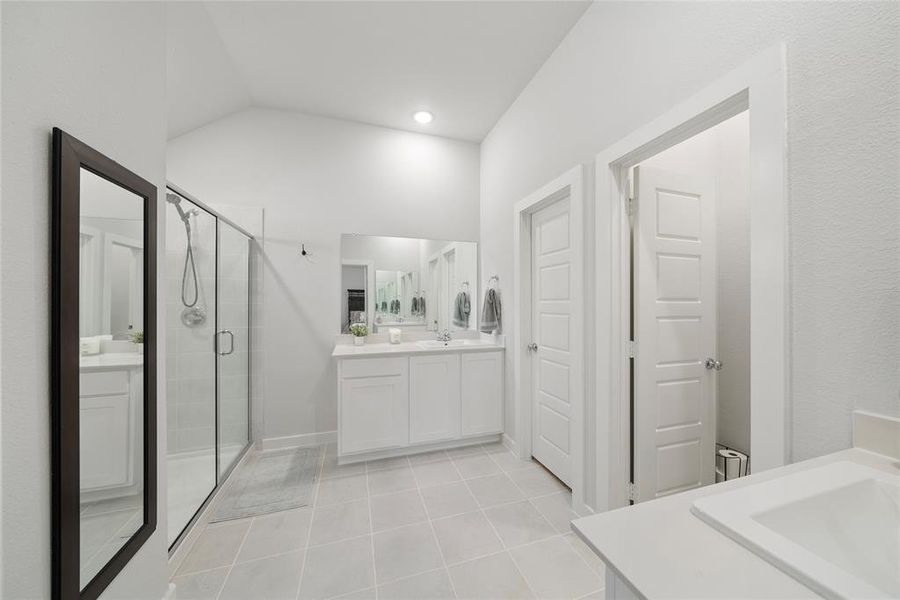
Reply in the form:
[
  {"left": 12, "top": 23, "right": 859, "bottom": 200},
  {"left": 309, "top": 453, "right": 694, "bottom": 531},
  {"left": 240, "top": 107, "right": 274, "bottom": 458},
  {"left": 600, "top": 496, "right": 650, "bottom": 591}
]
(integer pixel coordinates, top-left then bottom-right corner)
[
  {"left": 165, "top": 192, "right": 217, "bottom": 548},
  {"left": 216, "top": 221, "right": 251, "bottom": 478}
]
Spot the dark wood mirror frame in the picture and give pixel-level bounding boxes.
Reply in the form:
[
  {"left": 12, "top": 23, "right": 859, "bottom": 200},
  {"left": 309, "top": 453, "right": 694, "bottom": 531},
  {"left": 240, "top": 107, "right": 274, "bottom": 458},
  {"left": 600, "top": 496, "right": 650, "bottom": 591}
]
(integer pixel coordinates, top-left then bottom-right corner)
[{"left": 51, "top": 128, "right": 157, "bottom": 600}]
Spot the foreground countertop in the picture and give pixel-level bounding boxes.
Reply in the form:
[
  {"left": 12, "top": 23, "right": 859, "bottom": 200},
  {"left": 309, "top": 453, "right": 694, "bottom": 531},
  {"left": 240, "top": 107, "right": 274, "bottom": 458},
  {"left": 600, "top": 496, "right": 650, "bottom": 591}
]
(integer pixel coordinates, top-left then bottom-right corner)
[
  {"left": 333, "top": 339, "right": 504, "bottom": 358},
  {"left": 572, "top": 447, "right": 898, "bottom": 599}
]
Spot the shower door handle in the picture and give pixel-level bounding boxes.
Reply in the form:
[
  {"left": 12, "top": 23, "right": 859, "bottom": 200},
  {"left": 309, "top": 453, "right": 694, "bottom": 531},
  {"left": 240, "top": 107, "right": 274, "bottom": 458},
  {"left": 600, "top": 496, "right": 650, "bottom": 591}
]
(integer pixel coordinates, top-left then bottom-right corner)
[{"left": 217, "top": 330, "right": 235, "bottom": 356}]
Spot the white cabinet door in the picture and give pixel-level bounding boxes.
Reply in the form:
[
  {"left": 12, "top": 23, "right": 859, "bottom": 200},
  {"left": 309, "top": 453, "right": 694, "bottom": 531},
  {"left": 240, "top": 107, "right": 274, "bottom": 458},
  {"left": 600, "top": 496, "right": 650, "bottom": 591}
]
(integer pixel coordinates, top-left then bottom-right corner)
[
  {"left": 80, "top": 394, "right": 132, "bottom": 490},
  {"left": 460, "top": 351, "right": 503, "bottom": 436},
  {"left": 410, "top": 354, "right": 461, "bottom": 444},
  {"left": 340, "top": 358, "right": 409, "bottom": 454}
]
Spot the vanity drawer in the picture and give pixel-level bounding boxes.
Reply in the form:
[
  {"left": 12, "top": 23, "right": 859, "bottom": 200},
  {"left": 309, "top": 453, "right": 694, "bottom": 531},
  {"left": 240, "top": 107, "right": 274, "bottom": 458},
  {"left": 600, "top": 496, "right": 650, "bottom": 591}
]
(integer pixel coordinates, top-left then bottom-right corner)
[
  {"left": 80, "top": 370, "right": 129, "bottom": 396},
  {"left": 340, "top": 357, "right": 407, "bottom": 379}
]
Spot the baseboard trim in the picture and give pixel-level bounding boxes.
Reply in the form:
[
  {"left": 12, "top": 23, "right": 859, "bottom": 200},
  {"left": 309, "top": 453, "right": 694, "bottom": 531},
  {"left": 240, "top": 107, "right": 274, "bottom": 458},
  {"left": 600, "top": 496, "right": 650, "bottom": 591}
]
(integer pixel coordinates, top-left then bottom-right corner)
[
  {"left": 501, "top": 433, "right": 518, "bottom": 455},
  {"left": 261, "top": 430, "right": 337, "bottom": 451}
]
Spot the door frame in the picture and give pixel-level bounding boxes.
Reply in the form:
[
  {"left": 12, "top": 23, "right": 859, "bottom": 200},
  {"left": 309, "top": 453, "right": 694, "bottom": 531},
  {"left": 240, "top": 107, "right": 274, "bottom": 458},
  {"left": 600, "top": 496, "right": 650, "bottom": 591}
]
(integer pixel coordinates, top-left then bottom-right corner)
[
  {"left": 513, "top": 165, "right": 586, "bottom": 511},
  {"left": 594, "top": 44, "right": 788, "bottom": 510},
  {"left": 341, "top": 259, "right": 375, "bottom": 330}
]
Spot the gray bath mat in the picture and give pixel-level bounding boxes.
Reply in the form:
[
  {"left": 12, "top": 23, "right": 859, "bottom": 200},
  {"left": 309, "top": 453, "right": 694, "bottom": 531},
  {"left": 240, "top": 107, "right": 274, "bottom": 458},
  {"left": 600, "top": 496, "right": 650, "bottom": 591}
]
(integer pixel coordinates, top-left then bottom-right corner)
[{"left": 210, "top": 446, "right": 323, "bottom": 523}]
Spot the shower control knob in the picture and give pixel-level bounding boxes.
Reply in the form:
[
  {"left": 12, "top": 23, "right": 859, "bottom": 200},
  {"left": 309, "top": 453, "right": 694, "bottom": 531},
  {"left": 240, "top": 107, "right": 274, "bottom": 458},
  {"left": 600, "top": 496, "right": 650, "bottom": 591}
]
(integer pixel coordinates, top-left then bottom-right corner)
[{"left": 705, "top": 357, "right": 724, "bottom": 371}]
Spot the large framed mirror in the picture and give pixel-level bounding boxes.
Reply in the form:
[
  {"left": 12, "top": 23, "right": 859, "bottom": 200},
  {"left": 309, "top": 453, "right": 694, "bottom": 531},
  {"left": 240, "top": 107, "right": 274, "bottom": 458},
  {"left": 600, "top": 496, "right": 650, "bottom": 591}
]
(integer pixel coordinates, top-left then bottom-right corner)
[
  {"left": 52, "top": 128, "right": 157, "bottom": 600},
  {"left": 340, "top": 234, "right": 478, "bottom": 334}
]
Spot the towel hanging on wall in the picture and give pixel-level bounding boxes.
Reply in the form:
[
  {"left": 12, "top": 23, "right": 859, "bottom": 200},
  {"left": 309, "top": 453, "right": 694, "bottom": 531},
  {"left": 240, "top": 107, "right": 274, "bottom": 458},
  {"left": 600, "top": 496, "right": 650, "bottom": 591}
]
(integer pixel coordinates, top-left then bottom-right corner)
[
  {"left": 452, "top": 291, "right": 470, "bottom": 328},
  {"left": 480, "top": 288, "right": 501, "bottom": 333}
]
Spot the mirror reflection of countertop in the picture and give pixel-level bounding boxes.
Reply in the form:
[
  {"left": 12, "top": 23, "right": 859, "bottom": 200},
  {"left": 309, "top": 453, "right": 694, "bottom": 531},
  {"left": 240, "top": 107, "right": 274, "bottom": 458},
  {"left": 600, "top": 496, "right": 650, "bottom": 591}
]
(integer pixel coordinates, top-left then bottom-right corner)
[
  {"left": 79, "top": 352, "right": 144, "bottom": 370},
  {"left": 333, "top": 338, "right": 503, "bottom": 358}
]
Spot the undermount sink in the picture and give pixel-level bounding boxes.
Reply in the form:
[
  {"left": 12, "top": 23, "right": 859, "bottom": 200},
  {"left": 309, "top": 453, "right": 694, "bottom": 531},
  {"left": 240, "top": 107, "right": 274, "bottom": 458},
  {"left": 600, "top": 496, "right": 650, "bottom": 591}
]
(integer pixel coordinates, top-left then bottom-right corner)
[
  {"left": 692, "top": 461, "right": 900, "bottom": 599},
  {"left": 416, "top": 339, "right": 486, "bottom": 349}
]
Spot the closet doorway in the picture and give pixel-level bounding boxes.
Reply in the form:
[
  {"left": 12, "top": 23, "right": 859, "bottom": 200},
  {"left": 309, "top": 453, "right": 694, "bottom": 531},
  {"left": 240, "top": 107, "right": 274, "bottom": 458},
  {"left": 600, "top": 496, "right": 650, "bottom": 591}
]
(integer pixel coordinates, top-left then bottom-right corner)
[{"left": 513, "top": 166, "right": 585, "bottom": 506}]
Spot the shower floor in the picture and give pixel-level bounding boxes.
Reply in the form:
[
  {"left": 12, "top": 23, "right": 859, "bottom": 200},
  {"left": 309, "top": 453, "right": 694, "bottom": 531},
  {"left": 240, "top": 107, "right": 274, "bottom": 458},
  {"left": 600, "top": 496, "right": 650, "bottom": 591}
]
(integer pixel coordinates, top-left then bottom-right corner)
[{"left": 167, "top": 444, "right": 246, "bottom": 547}]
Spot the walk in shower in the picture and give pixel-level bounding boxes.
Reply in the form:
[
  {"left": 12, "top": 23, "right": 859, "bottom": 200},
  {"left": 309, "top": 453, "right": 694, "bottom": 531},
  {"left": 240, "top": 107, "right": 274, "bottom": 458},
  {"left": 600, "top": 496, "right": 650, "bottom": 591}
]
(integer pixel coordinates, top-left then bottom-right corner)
[{"left": 165, "top": 185, "right": 253, "bottom": 550}]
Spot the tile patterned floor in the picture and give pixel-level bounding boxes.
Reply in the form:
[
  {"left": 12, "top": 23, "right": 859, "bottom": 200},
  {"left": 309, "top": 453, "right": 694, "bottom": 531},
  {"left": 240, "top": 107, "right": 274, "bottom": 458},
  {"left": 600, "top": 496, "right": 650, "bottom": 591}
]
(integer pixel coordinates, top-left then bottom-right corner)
[{"left": 171, "top": 442, "right": 605, "bottom": 600}]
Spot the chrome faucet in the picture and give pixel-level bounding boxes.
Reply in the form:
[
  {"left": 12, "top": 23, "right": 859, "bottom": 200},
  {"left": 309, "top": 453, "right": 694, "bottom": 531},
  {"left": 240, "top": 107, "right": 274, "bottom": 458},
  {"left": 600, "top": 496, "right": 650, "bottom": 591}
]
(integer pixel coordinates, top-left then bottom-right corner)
[{"left": 436, "top": 329, "right": 452, "bottom": 343}]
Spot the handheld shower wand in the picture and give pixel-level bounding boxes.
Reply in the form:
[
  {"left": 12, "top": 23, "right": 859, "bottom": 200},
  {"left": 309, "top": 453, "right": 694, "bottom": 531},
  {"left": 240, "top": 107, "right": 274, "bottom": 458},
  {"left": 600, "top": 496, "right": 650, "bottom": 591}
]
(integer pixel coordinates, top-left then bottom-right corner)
[{"left": 167, "top": 193, "right": 202, "bottom": 317}]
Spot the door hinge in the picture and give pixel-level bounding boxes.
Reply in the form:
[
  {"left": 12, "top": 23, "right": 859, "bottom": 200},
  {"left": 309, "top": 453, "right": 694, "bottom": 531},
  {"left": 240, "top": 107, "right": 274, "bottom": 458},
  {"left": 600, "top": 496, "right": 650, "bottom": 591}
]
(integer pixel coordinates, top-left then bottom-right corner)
[
  {"left": 625, "top": 176, "right": 635, "bottom": 217},
  {"left": 627, "top": 481, "right": 638, "bottom": 503},
  {"left": 626, "top": 340, "right": 636, "bottom": 359}
]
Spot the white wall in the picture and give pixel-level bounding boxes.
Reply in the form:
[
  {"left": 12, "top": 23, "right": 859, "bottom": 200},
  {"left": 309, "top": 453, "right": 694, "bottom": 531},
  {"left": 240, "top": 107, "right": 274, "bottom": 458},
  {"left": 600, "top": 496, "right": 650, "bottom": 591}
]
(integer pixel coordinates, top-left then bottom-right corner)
[
  {"left": 641, "top": 113, "right": 751, "bottom": 455},
  {"left": 167, "top": 108, "right": 480, "bottom": 442},
  {"left": 481, "top": 1, "right": 899, "bottom": 466},
  {"left": 1, "top": 2, "right": 168, "bottom": 598}
]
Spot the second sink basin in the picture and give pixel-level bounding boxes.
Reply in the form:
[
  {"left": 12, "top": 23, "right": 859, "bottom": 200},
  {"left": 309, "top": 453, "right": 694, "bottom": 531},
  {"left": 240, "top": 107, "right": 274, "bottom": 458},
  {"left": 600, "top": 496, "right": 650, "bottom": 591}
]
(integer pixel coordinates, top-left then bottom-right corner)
[{"left": 692, "top": 461, "right": 900, "bottom": 599}]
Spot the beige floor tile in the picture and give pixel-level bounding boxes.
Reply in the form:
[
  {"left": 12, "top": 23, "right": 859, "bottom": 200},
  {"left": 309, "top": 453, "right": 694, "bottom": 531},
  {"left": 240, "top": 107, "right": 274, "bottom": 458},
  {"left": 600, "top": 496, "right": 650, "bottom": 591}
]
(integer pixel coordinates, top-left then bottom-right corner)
[
  {"left": 308, "top": 499, "right": 370, "bottom": 546},
  {"left": 368, "top": 465, "right": 417, "bottom": 496},
  {"left": 377, "top": 568, "right": 455, "bottom": 600},
  {"left": 448, "top": 552, "right": 535, "bottom": 600},
  {"left": 373, "top": 522, "right": 443, "bottom": 583},
  {"left": 484, "top": 501, "right": 556, "bottom": 547},
  {"left": 299, "top": 536, "right": 375, "bottom": 600},
  {"left": 407, "top": 450, "right": 451, "bottom": 466},
  {"left": 466, "top": 473, "right": 525, "bottom": 508},
  {"left": 488, "top": 452, "right": 542, "bottom": 473},
  {"left": 236, "top": 508, "right": 312, "bottom": 563},
  {"left": 366, "top": 456, "right": 410, "bottom": 472},
  {"left": 370, "top": 489, "right": 428, "bottom": 532},
  {"left": 219, "top": 550, "right": 304, "bottom": 600},
  {"left": 510, "top": 536, "right": 603, "bottom": 599},
  {"left": 177, "top": 520, "right": 250, "bottom": 575},
  {"left": 420, "top": 481, "right": 480, "bottom": 519},
  {"left": 171, "top": 566, "right": 229, "bottom": 599},
  {"left": 316, "top": 473, "right": 368, "bottom": 506},
  {"left": 321, "top": 451, "right": 366, "bottom": 480},
  {"left": 529, "top": 491, "right": 577, "bottom": 533},
  {"left": 565, "top": 532, "right": 606, "bottom": 575},
  {"left": 432, "top": 511, "right": 504, "bottom": 564},
  {"left": 412, "top": 461, "right": 462, "bottom": 488},
  {"left": 453, "top": 454, "right": 502, "bottom": 479},
  {"left": 446, "top": 444, "right": 486, "bottom": 458},
  {"left": 506, "top": 466, "right": 568, "bottom": 497}
]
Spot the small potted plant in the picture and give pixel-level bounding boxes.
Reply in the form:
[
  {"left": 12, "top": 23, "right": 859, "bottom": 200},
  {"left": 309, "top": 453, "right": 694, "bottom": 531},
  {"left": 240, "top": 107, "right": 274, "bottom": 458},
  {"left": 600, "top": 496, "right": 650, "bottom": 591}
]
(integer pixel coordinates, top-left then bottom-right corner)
[
  {"left": 349, "top": 323, "right": 368, "bottom": 346},
  {"left": 130, "top": 330, "right": 145, "bottom": 354}
]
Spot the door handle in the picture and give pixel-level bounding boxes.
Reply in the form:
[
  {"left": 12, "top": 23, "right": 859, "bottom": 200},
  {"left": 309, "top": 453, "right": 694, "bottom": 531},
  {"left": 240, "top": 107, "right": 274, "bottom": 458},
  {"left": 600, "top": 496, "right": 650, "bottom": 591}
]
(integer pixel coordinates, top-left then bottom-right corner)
[
  {"left": 217, "top": 330, "right": 235, "bottom": 356},
  {"left": 705, "top": 357, "right": 723, "bottom": 371},
  {"left": 527, "top": 343, "right": 539, "bottom": 352}
]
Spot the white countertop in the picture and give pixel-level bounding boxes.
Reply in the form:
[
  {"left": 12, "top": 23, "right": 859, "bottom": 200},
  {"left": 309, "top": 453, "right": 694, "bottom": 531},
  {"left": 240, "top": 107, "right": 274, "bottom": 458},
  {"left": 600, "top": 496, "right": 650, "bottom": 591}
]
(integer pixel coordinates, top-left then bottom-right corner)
[
  {"left": 332, "top": 339, "right": 504, "bottom": 358},
  {"left": 80, "top": 352, "right": 144, "bottom": 371},
  {"left": 572, "top": 447, "right": 899, "bottom": 599}
]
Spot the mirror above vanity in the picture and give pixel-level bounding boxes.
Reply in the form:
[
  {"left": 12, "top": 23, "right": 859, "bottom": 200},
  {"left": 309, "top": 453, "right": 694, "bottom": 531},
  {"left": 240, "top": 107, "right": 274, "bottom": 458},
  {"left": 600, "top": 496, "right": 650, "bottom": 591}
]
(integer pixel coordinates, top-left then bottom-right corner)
[{"left": 340, "top": 234, "right": 478, "bottom": 334}]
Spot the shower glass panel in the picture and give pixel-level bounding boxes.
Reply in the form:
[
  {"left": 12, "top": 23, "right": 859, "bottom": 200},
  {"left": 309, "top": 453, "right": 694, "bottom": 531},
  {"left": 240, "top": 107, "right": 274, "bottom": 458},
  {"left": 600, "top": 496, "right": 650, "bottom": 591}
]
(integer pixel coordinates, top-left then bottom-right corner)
[
  {"left": 216, "top": 222, "right": 251, "bottom": 478},
  {"left": 165, "top": 192, "right": 217, "bottom": 548}
]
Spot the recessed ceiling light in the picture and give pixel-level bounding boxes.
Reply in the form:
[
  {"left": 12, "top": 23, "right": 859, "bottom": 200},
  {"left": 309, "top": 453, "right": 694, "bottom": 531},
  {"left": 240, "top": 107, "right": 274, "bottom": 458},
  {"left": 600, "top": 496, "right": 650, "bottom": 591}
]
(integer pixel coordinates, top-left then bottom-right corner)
[{"left": 413, "top": 111, "right": 434, "bottom": 124}]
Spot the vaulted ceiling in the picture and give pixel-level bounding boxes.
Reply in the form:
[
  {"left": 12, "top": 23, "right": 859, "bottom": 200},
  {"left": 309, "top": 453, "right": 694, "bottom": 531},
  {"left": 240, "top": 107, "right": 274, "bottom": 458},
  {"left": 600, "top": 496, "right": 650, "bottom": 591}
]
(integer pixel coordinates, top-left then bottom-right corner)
[{"left": 166, "top": 1, "right": 590, "bottom": 142}]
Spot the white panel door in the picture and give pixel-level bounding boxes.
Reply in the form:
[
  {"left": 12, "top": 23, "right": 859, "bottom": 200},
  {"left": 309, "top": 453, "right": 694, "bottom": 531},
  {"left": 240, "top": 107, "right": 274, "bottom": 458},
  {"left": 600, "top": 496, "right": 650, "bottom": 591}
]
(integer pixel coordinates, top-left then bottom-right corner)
[
  {"left": 80, "top": 394, "right": 132, "bottom": 490},
  {"left": 531, "top": 197, "right": 574, "bottom": 486},
  {"left": 461, "top": 351, "right": 503, "bottom": 436},
  {"left": 634, "top": 164, "right": 717, "bottom": 502},
  {"left": 410, "top": 353, "right": 461, "bottom": 443}
]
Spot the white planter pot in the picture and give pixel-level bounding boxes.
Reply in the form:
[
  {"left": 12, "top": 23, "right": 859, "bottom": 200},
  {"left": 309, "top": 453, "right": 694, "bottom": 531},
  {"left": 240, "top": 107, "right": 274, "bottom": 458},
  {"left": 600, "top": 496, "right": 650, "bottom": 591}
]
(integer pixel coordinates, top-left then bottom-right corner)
[
  {"left": 136, "top": 343, "right": 144, "bottom": 355},
  {"left": 353, "top": 336, "right": 365, "bottom": 346}
]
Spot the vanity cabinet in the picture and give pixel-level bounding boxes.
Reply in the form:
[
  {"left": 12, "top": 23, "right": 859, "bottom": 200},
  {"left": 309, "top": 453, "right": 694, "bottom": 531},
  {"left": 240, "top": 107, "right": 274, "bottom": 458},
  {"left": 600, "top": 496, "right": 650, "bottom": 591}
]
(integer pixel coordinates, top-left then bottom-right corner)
[
  {"left": 461, "top": 352, "right": 504, "bottom": 436},
  {"left": 337, "top": 349, "right": 503, "bottom": 460},
  {"left": 339, "top": 357, "right": 409, "bottom": 453},
  {"left": 79, "top": 367, "right": 142, "bottom": 492},
  {"left": 410, "top": 354, "right": 461, "bottom": 443}
]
